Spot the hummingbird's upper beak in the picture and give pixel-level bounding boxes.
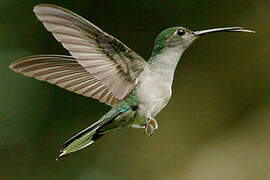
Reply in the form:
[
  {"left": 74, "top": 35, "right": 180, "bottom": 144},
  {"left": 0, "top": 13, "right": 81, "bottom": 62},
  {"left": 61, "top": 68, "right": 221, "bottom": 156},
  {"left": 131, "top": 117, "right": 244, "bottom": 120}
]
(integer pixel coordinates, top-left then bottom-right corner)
[{"left": 193, "top": 27, "right": 255, "bottom": 36}]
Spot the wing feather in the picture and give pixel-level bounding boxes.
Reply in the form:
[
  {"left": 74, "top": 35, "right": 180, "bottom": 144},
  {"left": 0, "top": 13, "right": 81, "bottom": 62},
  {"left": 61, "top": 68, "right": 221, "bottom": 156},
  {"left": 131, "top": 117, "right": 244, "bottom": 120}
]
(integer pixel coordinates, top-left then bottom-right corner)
[
  {"left": 9, "top": 55, "right": 118, "bottom": 106},
  {"left": 33, "top": 4, "right": 146, "bottom": 100}
]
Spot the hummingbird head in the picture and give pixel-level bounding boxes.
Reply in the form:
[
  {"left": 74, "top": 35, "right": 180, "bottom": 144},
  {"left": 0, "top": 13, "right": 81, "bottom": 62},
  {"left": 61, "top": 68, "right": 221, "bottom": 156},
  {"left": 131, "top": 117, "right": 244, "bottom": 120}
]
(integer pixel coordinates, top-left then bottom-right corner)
[{"left": 151, "top": 26, "right": 254, "bottom": 57}]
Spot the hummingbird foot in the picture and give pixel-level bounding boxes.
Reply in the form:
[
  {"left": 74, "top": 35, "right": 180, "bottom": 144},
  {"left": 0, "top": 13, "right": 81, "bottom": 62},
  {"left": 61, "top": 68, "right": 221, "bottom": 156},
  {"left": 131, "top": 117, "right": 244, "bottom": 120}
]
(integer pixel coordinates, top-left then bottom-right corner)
[{"left": 144, "top": 117, "right": 158, "bottom": 136}]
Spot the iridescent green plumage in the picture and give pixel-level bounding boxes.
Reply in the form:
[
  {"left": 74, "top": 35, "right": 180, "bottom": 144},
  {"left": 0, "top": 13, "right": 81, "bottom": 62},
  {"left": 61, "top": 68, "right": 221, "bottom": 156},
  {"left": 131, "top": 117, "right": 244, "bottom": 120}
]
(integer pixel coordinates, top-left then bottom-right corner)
[{"left": 150, "top": 27, "right": 179, "bottom": 58}]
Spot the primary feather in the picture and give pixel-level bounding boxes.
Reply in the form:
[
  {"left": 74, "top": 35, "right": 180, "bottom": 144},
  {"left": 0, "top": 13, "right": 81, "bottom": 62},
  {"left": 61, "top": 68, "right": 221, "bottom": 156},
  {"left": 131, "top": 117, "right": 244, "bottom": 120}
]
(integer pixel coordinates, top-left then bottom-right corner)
[
  {"left": 9, "top": 55, "right": 119, "bottom": 105},
  {"left": 33, "top": 4, "right": 146, "bottom": 100}
]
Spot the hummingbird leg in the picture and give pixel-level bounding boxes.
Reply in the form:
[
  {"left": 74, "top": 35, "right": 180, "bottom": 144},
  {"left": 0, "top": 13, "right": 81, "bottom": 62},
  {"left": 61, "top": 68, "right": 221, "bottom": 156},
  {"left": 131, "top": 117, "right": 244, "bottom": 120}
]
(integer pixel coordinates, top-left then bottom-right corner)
[{"left": 144, "top": 117, "right": 158, "bottom": 136}]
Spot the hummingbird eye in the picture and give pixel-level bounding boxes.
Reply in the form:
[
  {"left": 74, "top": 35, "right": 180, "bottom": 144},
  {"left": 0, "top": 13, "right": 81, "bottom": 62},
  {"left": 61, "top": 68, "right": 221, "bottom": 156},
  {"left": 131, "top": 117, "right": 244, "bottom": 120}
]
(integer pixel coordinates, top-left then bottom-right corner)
[{"left": 177, "top": 29, "right": 185, "bottom": 36}]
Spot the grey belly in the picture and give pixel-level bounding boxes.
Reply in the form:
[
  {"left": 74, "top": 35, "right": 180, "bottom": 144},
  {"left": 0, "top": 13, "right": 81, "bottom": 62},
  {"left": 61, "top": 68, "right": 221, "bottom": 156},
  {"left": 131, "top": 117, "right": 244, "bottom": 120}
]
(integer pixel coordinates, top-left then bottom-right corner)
[
  {"left": 131, "top": 68, "right": 172, "bottom": 127},
  {"left": 131, "top": 87, "right": 171, "bottom": 128}
]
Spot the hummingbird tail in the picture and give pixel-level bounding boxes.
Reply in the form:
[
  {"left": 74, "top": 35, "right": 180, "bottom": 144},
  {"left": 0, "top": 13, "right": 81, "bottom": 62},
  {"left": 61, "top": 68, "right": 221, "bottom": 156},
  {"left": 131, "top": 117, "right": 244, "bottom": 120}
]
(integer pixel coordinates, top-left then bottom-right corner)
[{"left": 56, "top": 108, "right": 122, "bottom": 160}]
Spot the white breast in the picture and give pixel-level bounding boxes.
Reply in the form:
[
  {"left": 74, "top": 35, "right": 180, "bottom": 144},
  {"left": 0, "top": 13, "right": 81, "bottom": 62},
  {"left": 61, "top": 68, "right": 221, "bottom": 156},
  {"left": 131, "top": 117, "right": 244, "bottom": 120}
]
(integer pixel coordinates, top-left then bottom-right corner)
[
  {"left": 136, "top": 66, "right": 172, "bottom": 117},
  {"left": 135, "top": 47, "right": 183, "bottom": 120}
]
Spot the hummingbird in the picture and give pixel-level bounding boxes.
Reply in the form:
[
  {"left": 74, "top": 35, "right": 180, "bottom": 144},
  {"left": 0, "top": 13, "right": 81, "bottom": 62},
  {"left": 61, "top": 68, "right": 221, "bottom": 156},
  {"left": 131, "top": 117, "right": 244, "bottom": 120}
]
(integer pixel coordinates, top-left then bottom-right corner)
[{"left": 9, "top": 4, "right": 255, "bottom": 159}]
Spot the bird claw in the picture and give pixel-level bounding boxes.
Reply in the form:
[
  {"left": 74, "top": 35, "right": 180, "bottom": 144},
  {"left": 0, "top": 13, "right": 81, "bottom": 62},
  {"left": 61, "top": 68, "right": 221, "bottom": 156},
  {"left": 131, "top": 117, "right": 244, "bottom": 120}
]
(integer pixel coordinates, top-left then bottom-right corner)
[{"left": 144, "top": 117, "right": 158, "bottom": 136}]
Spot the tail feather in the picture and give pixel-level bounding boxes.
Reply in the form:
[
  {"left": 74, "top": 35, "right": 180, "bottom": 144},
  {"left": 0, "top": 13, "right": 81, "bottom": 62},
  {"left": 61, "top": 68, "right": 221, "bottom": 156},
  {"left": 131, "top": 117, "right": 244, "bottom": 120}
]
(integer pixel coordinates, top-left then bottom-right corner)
[
  {"left": 56, "top": 109, "right": 121, "bottom": 160},
  {"left": 57, "top": 125, "right": 99, "bottom": 160}
]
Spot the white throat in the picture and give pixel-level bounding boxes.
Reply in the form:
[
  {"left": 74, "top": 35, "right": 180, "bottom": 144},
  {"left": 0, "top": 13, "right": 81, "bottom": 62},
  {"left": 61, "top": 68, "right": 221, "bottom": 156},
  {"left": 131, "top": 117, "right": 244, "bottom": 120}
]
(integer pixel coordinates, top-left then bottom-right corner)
[{"left": 149, "top": 47, "right": 183, "bottom": 84}]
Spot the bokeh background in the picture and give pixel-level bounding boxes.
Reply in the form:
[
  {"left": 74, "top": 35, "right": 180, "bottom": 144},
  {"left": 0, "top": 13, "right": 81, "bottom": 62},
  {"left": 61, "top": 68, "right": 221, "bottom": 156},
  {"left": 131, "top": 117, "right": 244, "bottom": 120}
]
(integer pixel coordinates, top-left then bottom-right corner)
[{"left": 1, "top": 0, "right": 269, "bottom": 179}]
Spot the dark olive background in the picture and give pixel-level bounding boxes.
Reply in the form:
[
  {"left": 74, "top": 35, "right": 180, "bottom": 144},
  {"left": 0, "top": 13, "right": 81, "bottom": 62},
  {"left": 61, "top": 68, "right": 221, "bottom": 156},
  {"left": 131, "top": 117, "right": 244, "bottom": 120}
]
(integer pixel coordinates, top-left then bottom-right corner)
[{"left": 1, "top": 0, "right": 269, "bottom": 179}]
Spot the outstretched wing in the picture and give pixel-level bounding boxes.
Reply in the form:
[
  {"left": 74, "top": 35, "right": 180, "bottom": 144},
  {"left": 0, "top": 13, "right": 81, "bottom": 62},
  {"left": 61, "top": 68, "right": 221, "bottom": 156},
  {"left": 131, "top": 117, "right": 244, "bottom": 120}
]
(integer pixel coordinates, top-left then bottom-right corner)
[
  {"left": 9, "top": 55, "right": 119, "bottom": 106},
  {"left": 33, "top": 4, "right": 146, "bottom": 100}
]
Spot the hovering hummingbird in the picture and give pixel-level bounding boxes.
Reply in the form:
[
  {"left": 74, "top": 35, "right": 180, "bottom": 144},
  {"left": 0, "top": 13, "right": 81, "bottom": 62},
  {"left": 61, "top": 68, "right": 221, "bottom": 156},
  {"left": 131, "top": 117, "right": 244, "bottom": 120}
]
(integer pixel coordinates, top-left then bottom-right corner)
[{"left": 9, "top": 4, "right": 254, "bottom": 159}]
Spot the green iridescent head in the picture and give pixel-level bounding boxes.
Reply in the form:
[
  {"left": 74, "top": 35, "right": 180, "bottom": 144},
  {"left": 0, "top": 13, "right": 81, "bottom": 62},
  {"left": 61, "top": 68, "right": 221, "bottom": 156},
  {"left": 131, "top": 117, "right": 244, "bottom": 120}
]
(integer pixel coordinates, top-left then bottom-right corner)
[
  {"left": 151, "top": 26, "right": 197, "bottom": 57},
  {"left": 151, "top": 26, "right": 254, "bottom": 57}
]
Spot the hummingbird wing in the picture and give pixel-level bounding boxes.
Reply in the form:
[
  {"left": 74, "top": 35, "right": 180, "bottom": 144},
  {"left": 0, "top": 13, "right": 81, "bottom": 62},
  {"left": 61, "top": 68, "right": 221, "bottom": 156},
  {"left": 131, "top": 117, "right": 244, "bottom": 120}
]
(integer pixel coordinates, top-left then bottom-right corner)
[
  {"left": 33, "top": 4, "right": 146, "bottom": 101},
  {"left": 9, "top": 55, "right": 120, "bottom": 105}
]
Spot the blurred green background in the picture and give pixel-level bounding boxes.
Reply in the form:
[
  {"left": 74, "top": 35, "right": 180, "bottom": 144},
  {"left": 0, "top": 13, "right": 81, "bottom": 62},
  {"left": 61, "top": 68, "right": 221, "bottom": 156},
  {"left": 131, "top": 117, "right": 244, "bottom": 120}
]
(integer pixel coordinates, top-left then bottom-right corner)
[{"left": 1, "top": 0, "right": 269, "bottom": 179}]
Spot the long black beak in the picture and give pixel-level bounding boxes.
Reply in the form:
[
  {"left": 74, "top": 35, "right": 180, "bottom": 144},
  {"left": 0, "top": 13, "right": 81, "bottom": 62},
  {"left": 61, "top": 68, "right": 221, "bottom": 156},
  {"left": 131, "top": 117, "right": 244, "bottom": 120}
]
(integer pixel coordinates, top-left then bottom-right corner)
[{"left": 193, "top": 27, "right": 255, "bottom": 36}]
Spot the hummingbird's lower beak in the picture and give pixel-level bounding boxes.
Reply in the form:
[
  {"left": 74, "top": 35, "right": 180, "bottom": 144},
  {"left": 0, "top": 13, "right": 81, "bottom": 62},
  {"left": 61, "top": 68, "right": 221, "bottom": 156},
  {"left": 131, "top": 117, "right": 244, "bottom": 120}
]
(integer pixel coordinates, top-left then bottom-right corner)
[{"left": 193, "top": 27, "right": 255, "bottom": 36}]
